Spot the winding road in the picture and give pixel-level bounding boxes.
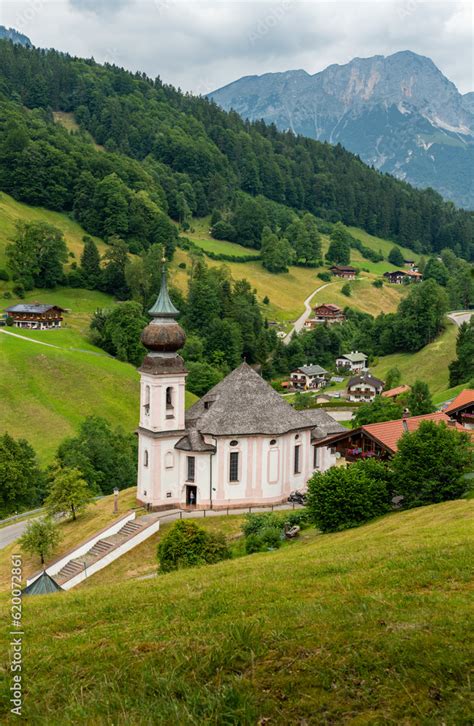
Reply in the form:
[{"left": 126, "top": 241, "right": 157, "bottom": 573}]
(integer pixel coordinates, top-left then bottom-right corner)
[
  {"left": 283, "top": 283, "right": 332, "bottom": 344},
  {"left": 448, "top": 310, "right": 473, "bottom": 327}
]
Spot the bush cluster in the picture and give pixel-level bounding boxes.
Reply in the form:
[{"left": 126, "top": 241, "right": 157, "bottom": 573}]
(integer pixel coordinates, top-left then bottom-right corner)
[
  {"left": 158, "top": 520, "right": 231, "bottom": 573},
  {"left": 242, "top": 510, "right": 310, "bottom": 553},
  {"left": 307, "top": 460, "right": 392, "bottom": 533}
]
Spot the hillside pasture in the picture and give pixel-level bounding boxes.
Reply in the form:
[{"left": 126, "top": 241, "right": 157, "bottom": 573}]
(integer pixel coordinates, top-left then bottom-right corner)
[
  {"left": 370, "top": 322, "right": 458, "bottom": 394},
  {"left": 2, "top": 499, "right": 472, "bottom": 724}
]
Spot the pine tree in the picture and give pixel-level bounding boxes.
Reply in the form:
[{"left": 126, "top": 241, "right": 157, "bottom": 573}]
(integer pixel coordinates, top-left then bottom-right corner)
[
  {"left": 80, "top": 236, "right": 101, "bottom": 289},
  {"left": 388, "top": 246, "right": 405, "bottom": 267}
]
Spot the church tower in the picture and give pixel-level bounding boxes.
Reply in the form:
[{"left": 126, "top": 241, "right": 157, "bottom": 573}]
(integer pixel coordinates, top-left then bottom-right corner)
[{"left": 136, "top": 258, "right": 187, "bottom": 508}]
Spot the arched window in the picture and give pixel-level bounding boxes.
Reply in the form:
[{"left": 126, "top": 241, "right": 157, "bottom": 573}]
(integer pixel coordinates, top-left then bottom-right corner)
[
  {"left": 166, "top": 386, "right": 174, "bottom": 410},
  {"left": 144, "top": 385, "right": 150, "bottom": 415},
  {"left": 144, "top": 450, "right": 149, "bottom": 467}
]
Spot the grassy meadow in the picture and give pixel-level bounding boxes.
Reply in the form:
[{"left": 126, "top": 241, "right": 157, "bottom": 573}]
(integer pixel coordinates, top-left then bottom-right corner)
[
  {"left": 1, "top": 498, "right": 472, "bottom": 723},
  {"left": 0, "top": 192, "right": 106, "bottom": 271},
  {"left": 371, "top": 322, "right": 458, "bottom": 395}
]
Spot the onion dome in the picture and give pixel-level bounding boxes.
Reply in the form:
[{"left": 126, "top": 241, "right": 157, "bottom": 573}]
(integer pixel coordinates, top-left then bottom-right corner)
[{"left": 140, "top": 258, "right": 186, "bottom": 354}]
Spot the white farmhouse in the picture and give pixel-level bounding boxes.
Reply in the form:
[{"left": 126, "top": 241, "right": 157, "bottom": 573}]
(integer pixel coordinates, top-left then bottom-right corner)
[
  {"left": 336, "top": 351, "right": 368, "bottom": 373},
  {"left": 290, "top": 364, "right": 329, "bottom": 390},
  {"left": 136, "top": 266, "right": 345, "bottom": 510}
]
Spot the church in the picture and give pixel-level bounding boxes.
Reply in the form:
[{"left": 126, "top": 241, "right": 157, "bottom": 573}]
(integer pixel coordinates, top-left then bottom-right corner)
[{"left": 136, "top": 265, "right": 345, "bottom": 510}]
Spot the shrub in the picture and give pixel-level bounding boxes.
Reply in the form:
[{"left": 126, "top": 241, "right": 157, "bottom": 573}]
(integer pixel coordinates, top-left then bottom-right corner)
[
  {"left": 317, "top": 272, "right": 331, "bottom": 282},
  {"left": 158, "top": 520, "right": 231, "bottom": 573},
  {"left": 392, "top": 421, "right": 473, "bottom": 507},
  {"left": 307, "top": 460, "right": 392, "bottom": 532},
  {"left": 341, "top": 283, "right": 352, "bottom": 297},
  {"left": 259, "top": 526, "right": 282, "bottom": 549},
  {"left": 3, "top": 291, "right": 12, "bottom": 299},
  {"left": 12, "top": 284, "right": 25, "bottom": 298},
  {"left": 282, "top": 509, "right": 311, "bottom": 529},
  {"left": 372, "top": 279, "right": 383, "bottom": 288},
  {"left": 178, "top": 262, "right": 186, "bottom": 269},
  {"left": 211, "top": 220, "right": 236, "bottom": 241},
  {"left": 245, "top": 533, "right": 264, "bottom": 554},
  {"left": 0, "top": 268, "right": 9, "bottom": 281},
  {"left": 263, "top": 295, "right": 270, "bottom": 304},
  {"left": 242, "top": 511, "right": 282, "bottom": 537}
]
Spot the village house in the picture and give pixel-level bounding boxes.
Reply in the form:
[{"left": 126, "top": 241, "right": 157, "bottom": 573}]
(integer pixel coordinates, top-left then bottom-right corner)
[
  {"left": 330, "top": 265, "right": 357, "bottom": 280},
  {"left": 381, "top": 384, "right": 411, "bottom": 400},
  {"left": 304, "top": 303, "right": 345, "bottom": 328},
  {"left": 136, "top": 265, "right": 345, "bottom": 511},
  {"left": 383, "top": 270, "right": 422, "bottom": 284},
  {"left": 314, "top": 412, "right": 467, "bottom": 463},
  {"left": 4, "top": 303, "right": 66, "bottom": 329},
  {"left": 336, "top": 350, "right": 368, "bottom": 373},
  {"left": 444, "top": 389, "right": 474, "bottom": 430},
  {"left": 290, "top": 364, "right": 329, "bottom": 390},
  {"left": 347, "top": 372, "right": 384, "bottom": 402}
]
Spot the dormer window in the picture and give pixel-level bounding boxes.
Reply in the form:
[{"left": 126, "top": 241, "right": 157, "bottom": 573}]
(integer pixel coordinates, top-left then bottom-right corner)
[{"left": 204, "top": 400, "right": 213, "bottom": 410}]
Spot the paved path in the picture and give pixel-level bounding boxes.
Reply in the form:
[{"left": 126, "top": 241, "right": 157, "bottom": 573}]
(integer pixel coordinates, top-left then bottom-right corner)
[
  {"left": 447, "top": 310, "right": 473, "bottom": 327},
  {"left": 0, "top": 518, "right": 38, "bottom": 550},
  {"left": 283, "top": 283, "right": 332, "bottom": 344},
  {"left": 0, "top": 328, "right": 107, "bottom": 357},
  {"left": 0, "top": 502, "right": 302, "bottom": 551}
]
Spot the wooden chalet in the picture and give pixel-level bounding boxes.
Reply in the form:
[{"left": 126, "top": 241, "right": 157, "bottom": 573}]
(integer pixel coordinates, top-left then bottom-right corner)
[
  {"left": 330, "top": 265, "right": 356, "bottom": 280},
  {"left": 317, "top": 412, "right": 465, "bottom": 462},
  {"left": 383, "top": 270, "right": 422, "bottom": 284},
  {"left": 5, "top": 304, "right": 66, "bottom": 329},
  {"left": 347, "top": 372, "right": 384, "bottom": 402},
  {"left": 444, "top": 389, "right": 474, "bottom": 430},
  {"left": 311, "top": 303, "right": 345, "bottom": 325}
]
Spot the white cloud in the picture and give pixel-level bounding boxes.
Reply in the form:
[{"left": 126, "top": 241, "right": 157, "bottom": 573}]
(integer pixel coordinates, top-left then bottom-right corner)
[{"left": 0, "top": 0, "right": 471, "bottom": 93}]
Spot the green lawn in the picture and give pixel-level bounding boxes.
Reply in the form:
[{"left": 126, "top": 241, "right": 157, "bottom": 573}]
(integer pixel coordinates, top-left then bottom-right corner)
[
  {"left": 0, "top": 331, "right": 198, "bottom": 463},
  {"left": 371, "top": 322, "right": 458, "bottom": 394},
  {"left": 2, "top": 499, "right": 472, "bottom": 723}
]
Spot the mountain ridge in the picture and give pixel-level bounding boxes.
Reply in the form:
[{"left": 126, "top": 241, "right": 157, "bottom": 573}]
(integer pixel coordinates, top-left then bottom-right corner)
[{"left": 209, "top": 51, "right": 474, "bottom": 209}]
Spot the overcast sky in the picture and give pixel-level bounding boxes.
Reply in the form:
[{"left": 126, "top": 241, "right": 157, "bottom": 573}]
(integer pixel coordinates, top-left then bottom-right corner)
[{"left": 0, "top": 0, "right": 472, "bottom": 94}]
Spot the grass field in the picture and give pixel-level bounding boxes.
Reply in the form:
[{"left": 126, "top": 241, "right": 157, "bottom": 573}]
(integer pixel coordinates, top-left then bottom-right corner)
[
  {"left": 0, "top": 192, "right": 107, "bottom": 272},
  {"left": 0, "top": 331, "right": 198, "bottom": 463},
  {"left": 371, "top": 322, "right": 458, "bottom": 395},
  {"left": 176, "top": 219, "right": 408, "bottom": 323},
  {"left": 1, "top": 498, "right": 472, "bottom": 723}
]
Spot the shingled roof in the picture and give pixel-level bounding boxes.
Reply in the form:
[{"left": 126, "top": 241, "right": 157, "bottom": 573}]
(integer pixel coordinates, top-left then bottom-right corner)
[
  {"left": 5, "top": 304, "right": 65, "bottom": 314},
  {"left": 186, "top": 362, "right": 318, "bottom": 436},
  {"left": 297, "top": 409, "right": 347, "bottom": 440}
]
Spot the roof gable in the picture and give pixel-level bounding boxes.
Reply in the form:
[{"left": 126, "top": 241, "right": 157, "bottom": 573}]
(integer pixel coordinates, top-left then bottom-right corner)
[
  {"left": 5, "top": 304, "right": 65, "bottom": 314},
  {"left": 444, "top": 389, "right": 474, "bottom": 415}
]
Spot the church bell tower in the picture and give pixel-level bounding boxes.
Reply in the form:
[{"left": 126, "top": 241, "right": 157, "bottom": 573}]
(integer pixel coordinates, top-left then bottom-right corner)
[{"left": 136, "top": 257, "right": 187, "bottom": 507}]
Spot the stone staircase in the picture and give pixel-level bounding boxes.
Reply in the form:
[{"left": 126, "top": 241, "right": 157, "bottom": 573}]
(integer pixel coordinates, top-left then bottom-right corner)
[{"left": 54, "top": 518, "right": 149, "bottom": 586}]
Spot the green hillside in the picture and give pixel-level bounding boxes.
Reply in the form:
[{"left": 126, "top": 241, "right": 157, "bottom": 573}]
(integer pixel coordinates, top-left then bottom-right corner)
[
  {"left": 371, "top": 322, "right": 458, "bottom": 394},
  {"left": 0, "top": 324, "right": 197, "bottom": 462},
  {"left": 0, "top": 192, "right": 107, "bottom": 269},
  {"left": 181, "top": 217, "right": 409, "bottom": 323},
  {"left": 2, "top": 499, "right": 472, "bottom": 723}
]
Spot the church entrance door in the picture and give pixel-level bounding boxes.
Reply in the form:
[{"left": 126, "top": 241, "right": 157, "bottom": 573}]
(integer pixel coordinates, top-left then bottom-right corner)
[{"left": 186, "top": 485, "right": 197, "bottom": 507}]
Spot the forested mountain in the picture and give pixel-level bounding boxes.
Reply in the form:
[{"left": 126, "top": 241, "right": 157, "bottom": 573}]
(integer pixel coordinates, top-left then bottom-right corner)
[
  {"left": 0, "top": 26, "right": 31, "bottom": 47},
  {"left": 209, "top": 51, "right": 474, "bottom": 210},
  {"left": 0, "top": 41, "right": 473, "bottom": 260}
]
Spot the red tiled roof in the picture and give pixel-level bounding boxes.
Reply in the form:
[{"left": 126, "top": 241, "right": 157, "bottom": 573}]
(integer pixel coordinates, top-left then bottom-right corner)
[
  {"left": 444, "top": 389, "right": 474, "bottom": 415},
  {"left": 362, "top": 412, "right": 463, "bottom": 453},
  {"left": 381, "top": 384, "right": 411, "bottom": 398}
]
